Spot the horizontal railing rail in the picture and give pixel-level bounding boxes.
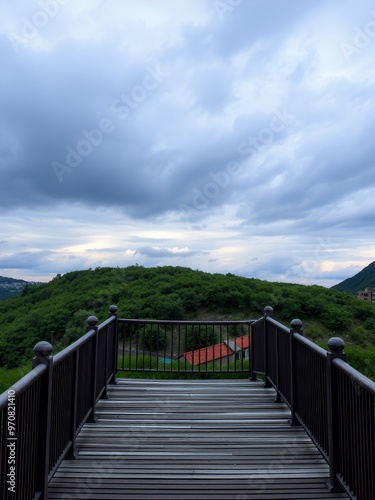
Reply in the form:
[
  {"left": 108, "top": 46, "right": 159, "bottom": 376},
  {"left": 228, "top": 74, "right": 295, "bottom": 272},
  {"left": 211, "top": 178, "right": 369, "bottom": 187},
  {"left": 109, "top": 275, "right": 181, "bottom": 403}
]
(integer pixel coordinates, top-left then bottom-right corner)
[
  {"left": 251, "top": 306, "right": 375, "bottom": 500},
  {"left": 0, "top": 305, "right": 118, "bottom": 500},
  {"left": 118, "top": 318, "right": 254, "bottom": 374}
]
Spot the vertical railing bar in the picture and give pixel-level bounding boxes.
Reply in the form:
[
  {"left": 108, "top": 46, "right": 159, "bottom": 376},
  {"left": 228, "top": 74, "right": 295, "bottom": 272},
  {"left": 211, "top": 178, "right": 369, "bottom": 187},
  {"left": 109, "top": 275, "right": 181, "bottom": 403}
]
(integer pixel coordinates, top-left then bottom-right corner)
[
  {"left": 205, "top": 324, "right": 208, "bottom": 372},
  {"left": 250, "top": 319, "right": 259, "bottom": 381},
  {"left": 142, "top": 322, "right": 146, "bottom": 371},
  {"left": 177, "top": 324, "right": 180, "bottom": 372},
  {"left": 198, "top": 325, "right": 201, "bottom": 373},
  {"left": 32, "top": 341, "right": 53, "bottom": 499},
  {"left": 122, "top": 322, "right": 125, "bottom": 370},
  {"left": 326, "top": 337, "right": 346, "bottom": 493},
  {"left": 30, "top": 385, "right": 37, "bottom": 497},
  {"left": 123, "top": 322, "right": 126, "bottom": 370},
  {"left": 161, "top": 323, "right": 164, "bottom": 372},
  {"left": 220, "top": 325, "right": 223, "bottom": 373},
  {"left": 30, "top": 386, "right": 35, "bottom": 495},
  {"left": 102, "top": 325, "right": 108, "bottom": 399},
  {"left": 151, "top": 323, "right": 155, "bottom": 371},
  {"left": 163, "top": 322, "right": 167, "bottom": 372},
  {"left": 238, "top": 324, "right": 241, "bottom": 373},
  {"left": 66, "top": 348, "right": 79, "bottom": 459},
  {"left": 263, "top": 307, "right": 273, "bottom": 387},
  {"left": 184, "top": 324, "right": 187, "bottom": 371},
  {"left": 128, "top": 322, "right": 131, "bottom": 370},
  {"left": 86, "top": 316, "right": 98, "bottom": 422},
  {"left": 170, "top": 323, "right": 174, "bottom": 372},
  {"left": 192, "top": 325, "right": 195, "bottom": 373},
  {"left": 275, "top": 326, "right": 281, "bottom": 402},
  {"left": 289, "top": 319, "right": 303, "bottom": 426},
  {"left": 108, "top": 306, "right": 118, "bottom": 383},
  {"left": 227, "top": 324, "right": 230, "bottom": 372},
  {"left": 137, "top": 322, "right": 141, "bottom": 371},
  {"left": 148, "top": 322, "right": 151, "bottom": 371}
]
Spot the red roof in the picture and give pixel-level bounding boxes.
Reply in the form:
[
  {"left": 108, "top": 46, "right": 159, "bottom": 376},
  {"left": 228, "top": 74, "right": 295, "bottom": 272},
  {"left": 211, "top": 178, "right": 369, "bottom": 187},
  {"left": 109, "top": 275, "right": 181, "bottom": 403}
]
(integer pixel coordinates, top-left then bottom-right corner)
[
  {"left": 183, "top": 334, "right": 251, "bottom": 366},
  {"left": 233, "top": 335, "right": 251, "bottom": 349},
  {"left": 184, "top": 342, "right": 233, "bottom": 365}
]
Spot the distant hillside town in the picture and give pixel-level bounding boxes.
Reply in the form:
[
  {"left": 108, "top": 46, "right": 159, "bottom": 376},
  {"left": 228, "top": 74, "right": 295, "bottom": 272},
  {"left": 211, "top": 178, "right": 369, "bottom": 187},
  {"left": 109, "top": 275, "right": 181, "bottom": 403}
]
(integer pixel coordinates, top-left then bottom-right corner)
[{"left": 0, "top": 276, "right": 43, "bottom": 300}]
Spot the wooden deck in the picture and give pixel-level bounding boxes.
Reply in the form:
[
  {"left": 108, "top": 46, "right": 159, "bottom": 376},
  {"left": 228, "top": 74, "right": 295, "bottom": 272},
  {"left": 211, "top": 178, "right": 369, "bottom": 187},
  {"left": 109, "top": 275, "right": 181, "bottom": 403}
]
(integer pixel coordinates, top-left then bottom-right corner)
[{"left": 48, "top": 379, "right": 349, "bottom": 499}]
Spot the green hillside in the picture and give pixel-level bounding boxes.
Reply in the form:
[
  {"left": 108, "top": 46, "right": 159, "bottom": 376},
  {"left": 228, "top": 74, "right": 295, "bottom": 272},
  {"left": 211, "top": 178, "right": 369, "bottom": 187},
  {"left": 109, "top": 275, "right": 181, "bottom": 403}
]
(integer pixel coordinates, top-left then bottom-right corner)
[
  {"left": 332, "top": 261, "right": 375, "bottom": 295},
  {"left": 1, "top": 265, "right": 375, "bottom": 390}
]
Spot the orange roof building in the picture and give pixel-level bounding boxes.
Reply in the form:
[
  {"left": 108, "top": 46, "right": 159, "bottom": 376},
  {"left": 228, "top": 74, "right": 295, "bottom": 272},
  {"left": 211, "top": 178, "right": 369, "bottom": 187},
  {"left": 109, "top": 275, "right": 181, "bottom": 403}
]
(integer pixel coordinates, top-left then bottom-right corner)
[
  {"left": 183, "top": 334, "right": 251, "bottom": 366},
  {"left": 184, "top": 342, "right": 233, "bottom": 365}
]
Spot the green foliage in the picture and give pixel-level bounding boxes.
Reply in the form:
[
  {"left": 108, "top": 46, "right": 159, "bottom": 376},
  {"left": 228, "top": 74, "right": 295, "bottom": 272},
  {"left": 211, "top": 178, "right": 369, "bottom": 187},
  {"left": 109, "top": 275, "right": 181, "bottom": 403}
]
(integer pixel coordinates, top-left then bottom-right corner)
[
  {"left": 320, "top": 304, "right": 352, "bottom": 331},
  {"left": 185, "top": 326, "right": 218, "bottom": 351},
  {"left": 0, "top": 364, "right": 31, "bottom": 393},
  {"left": 344, "top": 345, "right": 375, "bottom": 378},
  {"left": 141, "top": 327, "right": 166, "bottom": 351},
  {"left": 0, "top": 265, "right": 375, "bottom": 382}
]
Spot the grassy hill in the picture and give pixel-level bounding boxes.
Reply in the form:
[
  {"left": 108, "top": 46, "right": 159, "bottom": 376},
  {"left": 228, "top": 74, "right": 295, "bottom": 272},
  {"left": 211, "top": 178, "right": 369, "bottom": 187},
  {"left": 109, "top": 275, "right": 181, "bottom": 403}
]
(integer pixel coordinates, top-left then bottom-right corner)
[
  {"left": 1, "top": 265, "right": 375, "bottom": 391},
  {"left": 332, "top": 261, "right": 375, "bottom": 295}
]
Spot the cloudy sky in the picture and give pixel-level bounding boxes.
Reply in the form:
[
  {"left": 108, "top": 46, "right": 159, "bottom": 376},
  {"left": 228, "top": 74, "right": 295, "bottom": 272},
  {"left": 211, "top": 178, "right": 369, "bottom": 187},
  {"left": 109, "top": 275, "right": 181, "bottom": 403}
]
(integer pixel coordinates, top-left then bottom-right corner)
[{"left": 0, "top": 0, "right": 374, "bottom": 286}]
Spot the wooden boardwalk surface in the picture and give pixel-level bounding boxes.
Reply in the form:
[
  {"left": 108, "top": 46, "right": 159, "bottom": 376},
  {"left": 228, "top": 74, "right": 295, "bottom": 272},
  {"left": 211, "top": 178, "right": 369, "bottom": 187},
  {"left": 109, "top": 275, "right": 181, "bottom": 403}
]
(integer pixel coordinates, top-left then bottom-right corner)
[{"left": 48, "top": 378, "right": 349, "bottom": 499}]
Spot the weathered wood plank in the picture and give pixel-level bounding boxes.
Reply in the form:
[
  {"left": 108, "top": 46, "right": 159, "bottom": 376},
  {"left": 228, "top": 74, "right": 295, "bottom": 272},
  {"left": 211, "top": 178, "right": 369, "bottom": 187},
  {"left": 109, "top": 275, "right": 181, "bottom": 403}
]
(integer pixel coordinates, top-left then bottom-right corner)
[{"left": 48, "top": 379, "right": 349, "bottom": 499}]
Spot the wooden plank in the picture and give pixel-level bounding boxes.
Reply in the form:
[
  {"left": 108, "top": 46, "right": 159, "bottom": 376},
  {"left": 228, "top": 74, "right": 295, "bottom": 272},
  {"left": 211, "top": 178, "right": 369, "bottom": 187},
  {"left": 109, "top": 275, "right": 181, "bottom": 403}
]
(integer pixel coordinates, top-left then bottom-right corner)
[{"left": 48, "top": 379, "right": 349, "bottom": 499}]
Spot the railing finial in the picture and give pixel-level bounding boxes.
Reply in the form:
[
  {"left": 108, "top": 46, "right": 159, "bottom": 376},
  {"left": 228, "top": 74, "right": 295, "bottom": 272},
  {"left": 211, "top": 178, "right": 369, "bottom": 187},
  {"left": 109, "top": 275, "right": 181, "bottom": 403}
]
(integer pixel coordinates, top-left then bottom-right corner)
[
  {"left": 109, "top": 305, "right": 118, "bottom": 317},
  {"left": 328, "top": 337, "right": 345, "bottom": 354},
  {"left": 33, "top": 341, "right": 53, "bottom": 360},
  {"left": 264, "top": 306, "right": 273, "bottom": 317},
  {"left": 290, "top": 318, "right": 303, "bottom": 334},
  {"left": 86, "top": 316, "right": 99, "bottom": 332}
]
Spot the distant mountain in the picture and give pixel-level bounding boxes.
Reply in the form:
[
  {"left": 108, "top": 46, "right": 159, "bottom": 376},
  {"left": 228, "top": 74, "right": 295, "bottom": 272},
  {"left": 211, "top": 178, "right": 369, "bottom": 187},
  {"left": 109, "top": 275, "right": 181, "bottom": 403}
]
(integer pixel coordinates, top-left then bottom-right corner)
[
  {"left": 0, "top": 276, "right": 42, "bottom": 300},
  {"left": 331, "top": 261, "right": 375, "bottom": 295}
]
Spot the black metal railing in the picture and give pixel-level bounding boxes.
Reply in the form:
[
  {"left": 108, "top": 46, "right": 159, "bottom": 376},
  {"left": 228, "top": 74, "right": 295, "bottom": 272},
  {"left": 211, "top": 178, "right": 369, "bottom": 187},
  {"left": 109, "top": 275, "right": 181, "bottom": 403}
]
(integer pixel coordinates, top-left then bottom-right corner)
[
  {"left": 332, "top": 358, "right": 375, "bottom": 498},
  {"left": 118, "top": 318, "right": 253, "bottom": 373},
  {"left": 250, "top": 306, "right": 375, "bottom": 500},
  {"left": 0, "top": 305, "right": 118, "bottom": 500},
  {"left": 1, "top": 303, "right": 375, "bottom": 499}
]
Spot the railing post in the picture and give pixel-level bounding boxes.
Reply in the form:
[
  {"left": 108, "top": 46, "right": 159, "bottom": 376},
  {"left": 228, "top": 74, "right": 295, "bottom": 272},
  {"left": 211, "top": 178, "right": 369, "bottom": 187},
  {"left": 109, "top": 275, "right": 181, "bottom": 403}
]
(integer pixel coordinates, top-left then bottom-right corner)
[
  {"left": 250, "top": 321, "right": 258, "bottom": 381},
  {"left": 33, "top": 341, "right": 53, "bottom": 500},
  {"left": 289, "top": 318, "right": 303, "bottom": 426},
  {"left": 326, "top": 337, "right": 346, "bottom": 493},
  {"left": 66, "top": 346, "right": 79, "bottom": 460},
  {"left": 263, "top": 306, "right": 273, "bottom": 388},
  {"left": 87, "top": 315, "right": 98, "bottom": 423},
  {"left": 108, "top": 305, "right": 118, "bottom": 385}
]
